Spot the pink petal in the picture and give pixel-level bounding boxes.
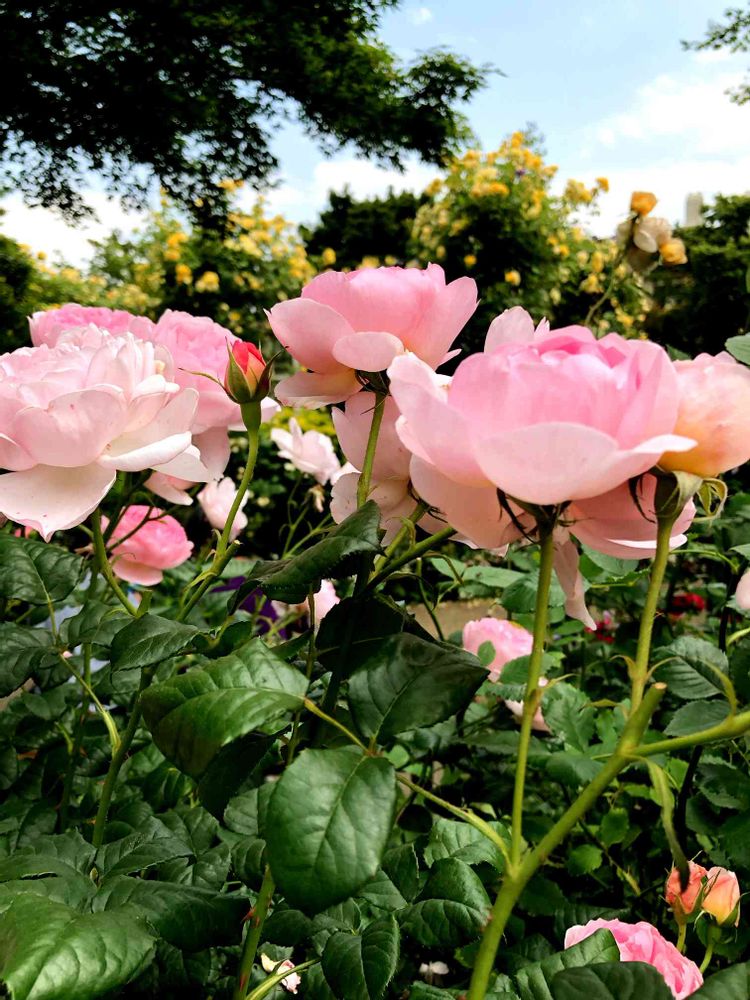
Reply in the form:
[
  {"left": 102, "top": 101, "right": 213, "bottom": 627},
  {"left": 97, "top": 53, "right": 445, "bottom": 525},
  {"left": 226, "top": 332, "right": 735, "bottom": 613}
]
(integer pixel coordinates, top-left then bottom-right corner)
[
  {"left": 0, "top": 433, "right": 34, "bottom": 472},
  {"left": 332, "top": 331, "right": 405, "bottom": 372},
  {"left": 0, "top": 463, "right": 116, "bottom": 540},
  {"left": 553, "top": 535, "right": 595, "bottom": 629},
  {"left": 15, "top": 389, "right": 126, "bottom": 468},
  {"left": 332, "top": 394, "right": 410, "bottom": 480},
  {"left": 110, "top": 556, "right": 164, "bottom": 586},
  {"left": 484, "top": 307, "right": 536, "bottom": 351},
  {"left": 408, "top": 275, "right": 478, "bottom": 367},
  {"left": 192, "top": 427, "right": 231, "bottom": 480},
  {"left": 275, "top": 369, "right": 361, "bottom": 408},
  {"left": 267, "top": 298, "right": 355, "bottom": 374},
  {"left": 100, "top": 389, "right": 198, "bottom": 471},
  {"left": 152, "top": 444, "right": 212, "bottom": 482},
  {"left": 145, "top": 473, "right": 194, "bottom": 506}
]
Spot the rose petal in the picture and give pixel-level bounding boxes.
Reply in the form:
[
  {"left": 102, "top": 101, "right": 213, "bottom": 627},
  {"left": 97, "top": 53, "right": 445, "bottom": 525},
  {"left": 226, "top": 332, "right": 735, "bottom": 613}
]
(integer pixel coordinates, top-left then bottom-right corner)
[{"left": 0, "top": 463, "right": 116, "bottom": 540}]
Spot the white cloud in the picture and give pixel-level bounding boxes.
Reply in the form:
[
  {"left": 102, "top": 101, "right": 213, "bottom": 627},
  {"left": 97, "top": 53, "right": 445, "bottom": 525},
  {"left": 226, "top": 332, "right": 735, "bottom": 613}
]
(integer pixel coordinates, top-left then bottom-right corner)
[{"left": 407, "top": 6, "right": 433, "bottom": 26}]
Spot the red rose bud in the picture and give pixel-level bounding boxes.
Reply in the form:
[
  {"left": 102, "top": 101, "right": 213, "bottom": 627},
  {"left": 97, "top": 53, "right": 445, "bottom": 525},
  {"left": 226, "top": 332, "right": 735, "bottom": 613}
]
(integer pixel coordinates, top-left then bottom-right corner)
[
  {"left": 665, "top": 861, "right": 708, "bottom": 922},
  {"left": 224, "top": 340, "right": 269, "bottom": 403},
  {"left": 702, "top": 867, "right": 741, "bottom": 927}
]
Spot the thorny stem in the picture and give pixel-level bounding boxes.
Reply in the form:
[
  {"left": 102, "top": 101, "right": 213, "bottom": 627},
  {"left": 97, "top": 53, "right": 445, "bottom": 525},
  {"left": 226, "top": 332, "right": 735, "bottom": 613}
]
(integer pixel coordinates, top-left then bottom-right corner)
[{"left": 233, "top": 865, "right": 276, "bottom": 1000}]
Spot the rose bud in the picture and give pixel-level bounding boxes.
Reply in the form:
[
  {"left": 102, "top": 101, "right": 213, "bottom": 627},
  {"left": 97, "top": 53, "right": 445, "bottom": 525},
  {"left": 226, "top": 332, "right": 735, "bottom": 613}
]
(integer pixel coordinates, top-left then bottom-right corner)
[
  {"left": 224, "top": 340, "right": 269, "bottom": 403},
  {"left": 666, "top": 861, "right": 708, "bottom": 921},
  {"left": 702, "top": 867, "right": 741, "bottom": 926},
  {"left": 631, "top": 191, "right": 657, "bottom": 215}
]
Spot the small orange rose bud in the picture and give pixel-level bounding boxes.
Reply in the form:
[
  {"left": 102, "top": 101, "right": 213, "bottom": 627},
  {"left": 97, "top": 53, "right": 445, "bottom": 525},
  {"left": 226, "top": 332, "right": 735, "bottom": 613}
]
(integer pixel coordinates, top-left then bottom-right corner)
[
  {"left": 224, "top": 340, "right": 269, "bottom": 404},
  {"left": 631, "top": 191, "right": 658, "bottom": 215},
  {"left": 702, "top": 866, "right": 741, "bottom": 927},
  {"left": 660, "top": 238, "right": 688, "bottom": 266},
  {"left": 665, "top": 861, "right": 708, "bottom": 922}
]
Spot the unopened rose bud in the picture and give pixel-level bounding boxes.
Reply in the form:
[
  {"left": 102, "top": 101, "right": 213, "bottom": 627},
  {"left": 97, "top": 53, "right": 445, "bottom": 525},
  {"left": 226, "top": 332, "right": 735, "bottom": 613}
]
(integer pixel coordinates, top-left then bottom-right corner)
[
  {"left": 665, "top": 861, "right": 708, "bottom": 922},
  {"left": 660, "top": 238, "right": 688, "bottom": 266},
  {"left": 702, "top": 867, "right": 741, "bottom": 927},
  {"left": 631, "top": 191, "right": 657, "bottom": 215},
  {"left": 224, "top": 340, "right": 269, "bottom": 403}
]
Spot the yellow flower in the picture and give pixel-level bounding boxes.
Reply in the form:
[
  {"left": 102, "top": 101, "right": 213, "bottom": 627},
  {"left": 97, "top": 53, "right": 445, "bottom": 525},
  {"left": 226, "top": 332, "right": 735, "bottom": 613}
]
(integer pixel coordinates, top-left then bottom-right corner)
[
  {"left": 195, "top": 270, "right": 220, "bottom": 293},
  {"left": 361, "top": 256, "right": 380, "bottom": 269},
  {"left": 463, "top": 254, "right": 477, "bottom": 268},
  {"left": 175, "top": 263, "right": 192, "bottom": 284},
  {"left": 510, "top": 131, "right": 524, "bottom": 148},
  {"left": 580, "top": 273, "right": 602, "bottom": 294},
  {"left": 218, "top": 178, "right": 244, "bottom": 192},
  {"left": 596, "top": 177, "right": 610, "bottom": 192},
  {"left": 556, "top": 244, "right": 570, "bottom": 258},
  {"left": 36, "top": 251, "right": 47, "bottom": 261},
  {"left": 321, "top": 247, "right": 337, "bottom": 267},
  {"left": 425, "top": 178, "right": 443, "bottom": 197},
  {"left": 660, "top": 238, "right": 688, "bottom": 266},
  {"left": 630, "top": 191, "right": 657, "bottom": 215},
  {"left": 166, "top": 231, "right": 187, "bottom": 248},
  {"left": 576, "top": 250, "right": 589, "bottom": 266},
  {"left": 488, "top": 181, "right": 510, "bottom": 197},
  {"left": 436, "top": 245, "right": 447, "bottom": 260},
  {"left": 384, "top": 255, "right": 398, "bottom": 266},
  {"left": 504, "top": 269, "right": 521, "bottom": 286},
  {"left": 550, "top": 287, "right": 561, "bottom": 305},
  {"left": 164, "top": 248, "right": 181, "bottom": 262},
  {"left": 590, "top": 250, "right": 605, "bottom": 274}
]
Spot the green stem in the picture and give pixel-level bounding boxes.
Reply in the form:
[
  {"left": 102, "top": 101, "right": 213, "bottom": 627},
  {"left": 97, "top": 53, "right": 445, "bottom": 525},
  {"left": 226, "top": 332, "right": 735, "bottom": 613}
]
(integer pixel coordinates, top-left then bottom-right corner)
[
  {"left": 372, "top": 500, "right": 429, "bottom": 573},
  {"left": 91, "top": 510, "right": 139, "bottom": 617},
  {"left": 631, "top": 707, "right": 750, "bottom": 757},
  {"left": 356, "top": 392, "right": 386, "bottom": 508},
  {"left": 700, "top": 926, "right": 719, "bottom": 974},
  {"left": 59, "top": 641, "right": 92, "bottom": 829},
  {"left": 467, "top": 684, "right": 666, "bottom": 1000},
  {"left": 177, "top": 403, "right": 261, "bottom": 622},
  {"left": 91, "top": 666, "right": 155, "bottom": 849},
  {"left": 510, "top": 529, "right": 555, "bottom": 871},
  {"left": 584, "top": 244, "right": 627, "bottom": 328},
  {"left": 366, "top": 526, "right": 455, "bottom": 591},
  {"left": 245, "top": 959, "right": 319, "bottom": 1000},
  {"left": 233, "top": 865, "right": 276, "bottom": 1000},
  {"left": 676, "top": 922, "right": 687, "bottom": 954},
  {"left": 286, "top": 590, "right": 317, "bottom": 763},
  {"left": 303, "top": 699, "right": 368, "bottom": 752},
  {"left": 630, "top": 511, "right": 678, "bottom": 710}
]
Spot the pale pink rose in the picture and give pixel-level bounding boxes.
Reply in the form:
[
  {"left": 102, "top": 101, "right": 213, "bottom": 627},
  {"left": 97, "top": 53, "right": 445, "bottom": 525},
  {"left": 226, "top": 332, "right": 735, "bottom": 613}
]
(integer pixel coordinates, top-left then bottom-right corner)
[
  {"left": 388, "top": 312, "right": 694, "bottom": 505},
  {"left": 332, "top": 394, "right": 411, "bottom": 481},
  {"left": 735, "top": 571, "right": 750, "bottom": 609},
  {"left": 260, "top": 954, "right": 300, "bottom": 994},
  {"left": 564, "top": 919, "right": 703, "bottom": 999},
  {"left": 552, "top": 534, "right": 596, "bottom": 629},
  {"left": 330, "top": 470, "right": 428, "bottom": 544},
  {"left": 702, "top": 867, "right": 741, "bottom": 926},
  {"left": 665, "top": 861, "right": 708, "bottom": 920},
  {"left": 504, "top": 676, "right": 550, "bottom": 733},
  {"left": 660, "top": 353, "right": 750, "bottom": 477},
  {"left": 270, "top": 419, "right": 342, "bottom": 485},
  {"left": 0, "top": 327, "right": 203, "bottom": 539},
  {"left": 144, "top": 473, "right": 195, "bottom": 506},
  {"left": 270, "top": 264, "right": 478, "bottom": 407},
  {"left": 462, "top": 618, "right": 533, "bottom": 682},
  {"left": 29, "top": 304, "right": 154, "bottom": 346},
  {"left": 272, "top": 579, "right": 340, "bottom": 630},
  {"left": 568, "top": 474, "right": 695, "bottom": 560},
  {"left": 106, "top": 505, "right": 193, "bottom": 585},
  {"left": 198, "top": 477, "right": 248, "bottom": 540}
]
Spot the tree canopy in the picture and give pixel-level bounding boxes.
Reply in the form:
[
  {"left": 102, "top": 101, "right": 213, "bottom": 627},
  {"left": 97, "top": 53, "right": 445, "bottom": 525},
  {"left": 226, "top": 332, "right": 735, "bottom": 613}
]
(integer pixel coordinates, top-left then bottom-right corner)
[
  {"left": 1, "top": 1, "right": 487, "bottom": 219},
  {"left": 684, "top": 4, "right": 750, "bottom": 104}
]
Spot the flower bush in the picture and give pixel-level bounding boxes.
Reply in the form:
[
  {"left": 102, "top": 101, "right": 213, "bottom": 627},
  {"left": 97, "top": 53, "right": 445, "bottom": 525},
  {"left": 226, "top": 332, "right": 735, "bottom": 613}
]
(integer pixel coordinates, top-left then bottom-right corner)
[{"left": 1, "top": 266, "right": 750, "bottom": 1000}]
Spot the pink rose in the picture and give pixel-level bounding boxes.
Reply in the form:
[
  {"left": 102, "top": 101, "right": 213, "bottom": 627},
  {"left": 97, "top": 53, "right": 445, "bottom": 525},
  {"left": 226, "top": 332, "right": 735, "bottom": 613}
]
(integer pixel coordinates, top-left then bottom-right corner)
[
  {"left": 198, "top": 477, "right": 248, "bottom": 540},
  {"left": 330, "top": 471, "right": 430, "bottom": 544},
  {"left": 736, "top": 571, "right": 750, "bottom": 610},
  {"left": 225, "top": 340, "right": 267, "bottom": 403},
  {"left": 564, "top": 919, "right": 703, "bottom": 999},
  {"left": 702, "top": 866, "right": 741, "bottom": 926},
  {"left": 0, "top": 327, "right": 201, "bottom": 539},
  {"left": 106, "top": 505, "right": 193, "bottom": 585},
  {"left": 270, "top": 264, "right": 478, "bottom": 407},
  {"left": 30, "top": 304, "right": 154, "bottom": 346},
  {"left": 504, "top": 676, "right": 550, "bottom": 733},
  {"left": 270, "top": 419, "right": 342, "bottom": 485},
  {"left": 388, "top": 311, "right": 694, "bottom": 506},
  {"left": 660, "top": 353, "right": 750, "bottom": 477},
  {"left": 665, "top": 861, "right": 709, "bottom": 921},
  {"left": 260, "top": 954, "right": 301, "bottom": 994},
  {"left": 462, "top": 618, "right": 533, "bottom": 681}
]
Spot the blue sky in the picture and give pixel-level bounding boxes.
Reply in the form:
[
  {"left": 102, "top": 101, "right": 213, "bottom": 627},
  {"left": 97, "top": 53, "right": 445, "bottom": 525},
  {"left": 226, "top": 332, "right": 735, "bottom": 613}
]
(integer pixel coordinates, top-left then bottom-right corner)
[{"left": 3, "top": 0, "right": 749, "bottom": 261}]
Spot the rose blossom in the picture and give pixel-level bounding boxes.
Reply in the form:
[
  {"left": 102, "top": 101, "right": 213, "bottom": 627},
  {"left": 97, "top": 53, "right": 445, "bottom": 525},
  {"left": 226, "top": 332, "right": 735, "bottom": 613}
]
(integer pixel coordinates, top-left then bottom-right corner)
[
  {"left": 198, "top": 477, "right": 248, "bottom": 540},
  {"left": 702, "top": 866, "right": 741, "bottom": 926},
  {"left": 269, "top": 264, "right": 478, "bottom": 407},
  {"left": 0, "top": 327, "right": 202, "bottom": 539},
  {"left": 504, "top": 677, "right": 550, "bottom": 733},
  {"left": 260, "top": 954, "right": 301, "bottom": 994},
  {"left": 30, "top": 303, "right": 154, "bottom": 346},
  {"left": 225, "top": 340, "right": 267, "bottom": 402},
  {"left": 462, "top": 618, "right": 533, "bottom": 682},
  {"left": 564, "top": 919, "right": 703, "bottom": 999},
  {"left": 665, "top": 861, "right": 708, "bottom": 921},
  {"left": 388, "top": 308, "right": 694, "bottom": 506},
  {"left": 659, "top": 353, "right": 750, "bottom": 477},
  {"left": 106, "top": 505, "right": 193, "bottom": 585},
  {"left": 270, "top": 419, "right": 342, "bottom": 485}
]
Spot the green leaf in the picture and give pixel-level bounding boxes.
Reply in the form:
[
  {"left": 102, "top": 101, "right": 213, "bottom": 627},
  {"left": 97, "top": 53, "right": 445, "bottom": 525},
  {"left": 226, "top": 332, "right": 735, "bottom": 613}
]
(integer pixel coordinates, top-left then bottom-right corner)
[
  {"left": 0, "top": 895, "right": 155, "bottom": 1000},
  {"left": 502, "top": 571, "right": 566, "bottom": 613},
  {"left": 542, "top": 684, "right": 596, "bottom": 751},
  {"left": 690, "top": 962, "right": 750, "bottom": 998},
  {"left": 0, "top": 536, "right": 83, "bottom": 605},
  {"left": 141, "top": 639, "right": 307, "bottom": 778},
  {"left": 322, "top": 915, "right": 400, "bottom": 1000},
  {"left": 0, "top": 832, "right": 95, "bottom": 883},
  {"left": 383, "top": 844, "right": 420, "bottom": 902},
  {"left": 430, "top": 557, "right": 524, "bottom": 591},
  {"left": 263, "top": 906, "right": 314, "bottom": 947},
  {"left": 726, "top": 335, "right": 750, "bottom": 366},
  {"left": 551, "top": 962, "right": 673, "bottom": 1000},
  {"left": 514, "top": 930, "right": 619, "bottom": 1000},
  {"left": 399, "top": 858, "right": 490, "bottom": 947},
  {"left": 231, "top": 501, "right": 382, "bottom": 606},
  {"left": 664, "top": 700, "right": 729, "bottom": 736},
  {"left": 423, "top": 817, "right": 507, "bottom": 871},
  {"left": 110, "top": 614, "right": 199, "bottom": 670},
  {"left": 567, "top": 845, "right": 603, "bottom": 876},
  {"left": 599, "top": 809, "right": 629, "bottom": 847},
  {"left": 96, "top": 832, "right": 194, "bottom": 879},
  {"left": 196, "top": 729, "right": 277, "bottom": 818},
  {"left": 654, "top": 638, "right": 729, "bottom": 701},
  {"left": 92, "top": 876, "right": 247, "bottom": 951},
  {"left": 63, "top": 601, "right": 128, "bottom": 648},
  {"left": 267, "top": 747, "right": 396, "bottom": 913},
  {"left": 0, "top": 624, "right": 58, "bottom": 697},
  {"left": 356, "top": 870, "right": 407, "bottom": 913},
  {"left": 546, "top": 750, "right": 604, "bottom": 786},
  {"left": 347, "top": 633, "right": 486, "bottom": 741}
]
